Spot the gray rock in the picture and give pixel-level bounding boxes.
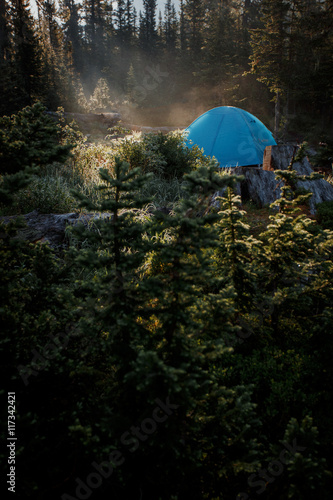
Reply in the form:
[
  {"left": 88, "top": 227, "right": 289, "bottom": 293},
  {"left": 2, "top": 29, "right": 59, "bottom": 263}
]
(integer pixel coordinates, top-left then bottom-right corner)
[
  {"left": 265, "top": 144, "right": 333, "bottom": 213},
  {"left": 235, "top": 166, "right": 280, "bottom": 208},
  {"left": 214, "top": 145, "right": 333, "bottom": 213},
  {"left": 0, "top": 210, "right": 113, "bottom": 249}
]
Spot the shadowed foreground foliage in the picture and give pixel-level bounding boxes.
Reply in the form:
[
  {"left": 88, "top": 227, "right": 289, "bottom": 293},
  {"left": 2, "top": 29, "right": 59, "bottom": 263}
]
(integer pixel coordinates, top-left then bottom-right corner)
[{"left": 1, "top": 108, "right": 333, "bottom": 500}]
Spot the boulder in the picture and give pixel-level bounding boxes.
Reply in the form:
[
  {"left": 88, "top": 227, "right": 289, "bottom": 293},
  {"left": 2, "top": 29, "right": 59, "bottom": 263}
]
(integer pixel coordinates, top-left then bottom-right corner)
[
  {"left": 0, "top": 210, "right": 113, "bottom": 249},
  {"left": 262, "top": 144, "right": 333, "bottom": 213},
  {"left": 233, "top": 166, "right": 279, "bottom": 208},
  {"left": 214, "top": 145, "right": 333, "bottom": 214}
]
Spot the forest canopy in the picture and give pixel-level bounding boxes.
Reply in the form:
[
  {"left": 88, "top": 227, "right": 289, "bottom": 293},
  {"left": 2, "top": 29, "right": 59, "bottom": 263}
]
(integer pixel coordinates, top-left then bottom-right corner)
[{"left": 0, "top": 0, "right": 332, "bottom": 137}]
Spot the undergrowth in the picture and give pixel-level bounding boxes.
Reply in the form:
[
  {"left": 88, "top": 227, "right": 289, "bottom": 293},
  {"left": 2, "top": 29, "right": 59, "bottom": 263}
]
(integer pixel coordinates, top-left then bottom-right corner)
[{"left": 1, "top": 120, "right": 216, "bottom": 215}]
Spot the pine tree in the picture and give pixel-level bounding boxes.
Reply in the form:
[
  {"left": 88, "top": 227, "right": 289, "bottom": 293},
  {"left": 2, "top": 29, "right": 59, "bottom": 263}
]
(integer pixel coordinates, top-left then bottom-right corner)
[
  {"left": 7, "top": 0, "right": 43, "bottom": 111},
  {"left": 202, "top": 0, "right": 238, "bottom": 92},
  {"left": 113, "top": 0, "right": 135, "bottom": 84},
  {"left": 116, "top": 0, "right": 136, "bottom": 46},
  {"left": 163, "top": 0, "right": 178, "bottom": 53},
  {"left": 83, "top": 0, "right": 107, "bottom": 86},
  {"left": 183, "top": 0, "right": 205, "bottom": 69},
  {"left": 135, "top": 164, "right": 260, "bottom": 498},
  {"left": 0, "top": 0, "right": 9, "bottom": 62},
  {"left": 139, "top": 0, "right": 158, "bottom": 57},
  {"left": 241, "top": 0, "right": 262, "bottom": 60},
  {"left": 215, "top": 187, "right": 261, "bottom": 311},
  {"left": 0, "top": 102, "right": 73, "bottom": 175},
  {"left": 289, "top": 0, "right": 333, "bottom": 120},
  {"left": 62, "top": 160, "right": 262, "bottom": 499},
  {"left": 179, "top": 0, "right": 186, "bottom": 54},
  {"left": 124, "top": 0, "right": 135, "bottom": 39},
  {"left": 0, "top": 0, "right": 13, "bottom": 114},
  {"left": 114, "top": 0, "right": 126, "bottom": 40},
  {"left": 249, "top": 0, "right": 333, "bottom": 135},
  {"left": 249, "top": 0, "right": 292, "bottom": 135},
  {"left": 255, "top": 145, "right": 323, "bottom": 339},
  {"left": 59, "top": 0, "right": 84, "bottom": 74},
  {"left": 72, "top": 158, "right": 154, "bottom": 375},
  {"left": 40, "top": 0, "right": 78, "bottom": 109},
  {"left": 126, "top": 62, "right": 139, "bottom": 104},
  {"left": 88, "top": 76, "right": 112, "bottom": 112}
]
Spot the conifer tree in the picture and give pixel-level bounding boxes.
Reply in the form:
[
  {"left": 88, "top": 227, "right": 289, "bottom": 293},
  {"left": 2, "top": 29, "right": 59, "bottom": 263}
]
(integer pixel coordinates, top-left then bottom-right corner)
[
  {"left": 0, "top": 102, "right": 73, "bottom": 174},
  {"left": 249, "top": 0, "right": 292, "bottom": 134},
  {"left": 133, "top": 164, "right": 260, "bottom": 498},
  {"left": 157, "top": 8, "right": 163, "bottom": 42},
  {"left": 63, "top": 160, "right": 261, "bottom": 499},
  {"left": 40, "top": 0, "right": 79, "bottom": 109},
  {"left": 59, "top": 0, "right": 84, "bottom": 74},
  {"left": 117, "top": 0, "right": 135, "bottom": 47},
  {"left": 215, "top": 187, "right": 260, "bottom": 311},
  {"left": 83, "top": 0, "right": 107, "bottom": 86},
  {"left": 125, "top": 0, "right": 135, "bottom": 37},
  {"left": 179, "top": 0, "right": 186, "bottom": 54},
  {"left": 288, "top": 0, "right": 333, "bottom": 119},
  {"left": 71, "top": 158, "right": 154, "bottom": 375},
  {"left": 114, "top": 0, "right": 126, "bottom": 39},
  {"left": 139, "top": 0, "right": 158, "bottom": 56},
  {"left": 202, "top": 0, "right": 237, "bottom": 92},
  {"left": 163, "top": 0, "right": 178, "bottom": 53},
  {"left": 0, "top": 0, "right": 9, "bottom": 62},
  {"left": 0, "top": 0, "right": 13, "bottom": 114},
  {"left": 113, "top": 0, "right": 135, "bottom": 83},
  {"left": 88, "top": 76, "right": 112, "bottom": 111},
  {"left": 256, "top": 145, "right": 323, "bottom": 338},
  {"left": 8, "top": 0, "right": 43, "bottom": 110},
  {"left": 183, "top": 0, "right": 205, "bottom": 69},
  {"left": 126, "top": 62, "right": 140, "bottom": 104},
  {"left": 249, "top": 0, "right": 333, "bottom": 134},
  {"left": 0, "top": 104, "right": 83, "bottom": 497}
]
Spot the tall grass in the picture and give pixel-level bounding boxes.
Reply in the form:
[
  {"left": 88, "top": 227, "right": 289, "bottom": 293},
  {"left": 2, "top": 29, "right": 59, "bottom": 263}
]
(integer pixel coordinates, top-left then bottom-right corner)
[
  {"left": 1, "top": 130, "right": 217, "bottom": 215},
  {"left": 7, "top": 173, "right": 76, "bottom": 214}
]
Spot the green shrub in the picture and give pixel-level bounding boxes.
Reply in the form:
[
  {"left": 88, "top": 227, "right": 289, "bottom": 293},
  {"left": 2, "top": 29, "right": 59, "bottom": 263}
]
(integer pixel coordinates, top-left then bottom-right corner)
[
  {"left": 311, "top": 140, "right": 333, "bottom": 171},
  {"left": 116, "top": 131, "right": 214, "bottom": 179},
  {"left": 0, "top": 102, "right": 73, "bottom": 174},
  {"left": 316, "top": 200, "right": 333, "bottom": 229},
  {"left": 115, "top": 134, "right": 166, "bottom": 176}
]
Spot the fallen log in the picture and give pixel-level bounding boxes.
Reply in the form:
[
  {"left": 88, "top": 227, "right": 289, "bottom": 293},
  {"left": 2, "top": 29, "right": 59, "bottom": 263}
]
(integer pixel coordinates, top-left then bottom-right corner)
[
  {"left": 120, "top": 123, "right": 181, "bottom": 134},
  {"left": 47, "top": 111, "right": 121, "bottom": 129}
]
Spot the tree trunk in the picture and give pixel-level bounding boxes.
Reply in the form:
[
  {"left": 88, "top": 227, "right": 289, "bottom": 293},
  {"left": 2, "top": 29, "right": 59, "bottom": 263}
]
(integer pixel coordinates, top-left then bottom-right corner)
[
  {"left": 274, "top": 91, "right": 280, "bottom": 138},
  {"left": 0, "top": 0, "right": 9, "bottom": 62}
]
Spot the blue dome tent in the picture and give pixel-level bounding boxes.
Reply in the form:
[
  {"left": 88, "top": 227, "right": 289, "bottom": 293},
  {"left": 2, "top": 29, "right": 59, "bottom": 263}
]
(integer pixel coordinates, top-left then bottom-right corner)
[{"left": 185, "top": 106, "right": 277, "bottom": 168}]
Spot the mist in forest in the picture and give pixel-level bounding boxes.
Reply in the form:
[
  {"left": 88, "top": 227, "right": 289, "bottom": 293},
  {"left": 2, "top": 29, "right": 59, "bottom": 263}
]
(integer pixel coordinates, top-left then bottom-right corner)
[{"left": 1, "top": 0, "right": 332, "bottom": 136}]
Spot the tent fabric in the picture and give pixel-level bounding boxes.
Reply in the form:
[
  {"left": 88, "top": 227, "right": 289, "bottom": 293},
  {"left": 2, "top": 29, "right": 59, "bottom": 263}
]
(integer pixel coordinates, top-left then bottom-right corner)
[{"left": 185, "top": 106, "right": 277, "bottom": 168}]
